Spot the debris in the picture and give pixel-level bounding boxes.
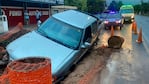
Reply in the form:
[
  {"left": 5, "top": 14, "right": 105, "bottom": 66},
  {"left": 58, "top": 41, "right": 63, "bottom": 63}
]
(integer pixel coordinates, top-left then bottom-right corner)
[{"left": 108, "top": 36, "right": 124, "bottom": 49}]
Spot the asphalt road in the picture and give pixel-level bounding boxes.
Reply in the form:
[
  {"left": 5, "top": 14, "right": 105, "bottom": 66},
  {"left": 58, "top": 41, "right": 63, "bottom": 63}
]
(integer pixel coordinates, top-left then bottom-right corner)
[
  {"left": 99, "top": 15, "right": 149, "bottom": 84},
  {"left": 22, "top": 15, "right": 149, "bottom": 84},
  {"left": 135, "top": 15, "right": 149, "bottom": 54}
]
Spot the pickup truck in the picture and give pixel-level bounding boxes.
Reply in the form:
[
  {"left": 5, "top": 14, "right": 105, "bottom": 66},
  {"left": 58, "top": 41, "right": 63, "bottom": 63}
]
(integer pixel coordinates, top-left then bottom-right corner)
[{"left": 6, "top": 10, "right": 103, "bottom": 83}]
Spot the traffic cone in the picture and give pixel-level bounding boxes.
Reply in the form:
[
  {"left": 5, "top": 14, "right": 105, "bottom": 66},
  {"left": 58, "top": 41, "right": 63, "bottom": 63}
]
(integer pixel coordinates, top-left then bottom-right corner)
[
  {"left": 132, "top": 21, "right": 135, "bottom": 31},
  {"left": 111, "top": 26, "right": 114, "bottom": 37},
  {"left": 136, "top": 28, "right": 143, "bottom": 43},
  {"left": 133, "top": 23, "right": 138, "bottom": 34}
]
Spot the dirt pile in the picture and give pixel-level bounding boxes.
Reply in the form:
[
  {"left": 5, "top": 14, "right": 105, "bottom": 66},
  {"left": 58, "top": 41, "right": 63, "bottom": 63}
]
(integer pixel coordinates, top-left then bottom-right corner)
[
  {"left": 0, "top": 29, "right": 30, "bottom": 48},
  {"left": 108, "top": 36, "right": 124, "bottom": 49},
  {"left": 61, "top": 47, "right": 112, "bottom": 84},
  {"left": 0, "top": 29, "right": 30, "bottom": 75}
]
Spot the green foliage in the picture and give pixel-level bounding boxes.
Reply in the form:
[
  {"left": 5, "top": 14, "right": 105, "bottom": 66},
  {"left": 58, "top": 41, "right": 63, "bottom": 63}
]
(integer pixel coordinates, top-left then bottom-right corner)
[
  {"left": 117, "top": 1, "right": 123, "bottom": 10},
  {"left": 141, "top": 3, "right": 149, "bottom": 14},
  {"left": 87, "top": 0, "right": 105, "bottom": 14},
  {"left": 64, "top": 0, "right": 87, "bottom": 11},
  {"left": 134, "top": 5, "right": 141, "bottom": 14},
  {"left": 134, "top": 2, "right": 149, "bottom": 15},
  {"left": 108, "top": 1, "right": 123, "bottom": 11},
  {"left": 64, "top": 0, "right": 105, "bottom": 13}
]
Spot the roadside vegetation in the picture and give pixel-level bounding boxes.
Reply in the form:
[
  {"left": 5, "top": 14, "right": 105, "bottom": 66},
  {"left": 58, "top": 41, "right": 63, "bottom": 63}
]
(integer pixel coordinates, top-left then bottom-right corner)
[
  {"left": 134, "top": 2, "right": 149, "bottom": 15},
  {"left": 64, "top": 0, "right": 105, "bottom": 14},
  {"left": 64, "top": 0, "right": 149, "bottom": 16}
]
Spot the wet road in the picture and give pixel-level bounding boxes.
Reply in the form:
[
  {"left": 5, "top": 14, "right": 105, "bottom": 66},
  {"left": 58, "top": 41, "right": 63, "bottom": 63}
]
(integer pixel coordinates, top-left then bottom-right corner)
[
  {"left": 135, "top": 15, "right": 149, "bottom": 54},
  {"left": 99, "top": 15, "right": 149, "bottom": 84}
]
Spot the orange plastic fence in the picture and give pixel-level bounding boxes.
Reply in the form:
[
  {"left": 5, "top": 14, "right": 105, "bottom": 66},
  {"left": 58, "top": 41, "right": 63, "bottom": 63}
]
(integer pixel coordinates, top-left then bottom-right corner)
[{"left": 0, "top": 57, "right": 52, "bottom": 84}]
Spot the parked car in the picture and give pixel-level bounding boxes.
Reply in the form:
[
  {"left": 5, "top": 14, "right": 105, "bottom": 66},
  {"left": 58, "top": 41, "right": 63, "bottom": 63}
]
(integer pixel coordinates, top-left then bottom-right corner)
[
  {"left": 104, "top": 12, "right": 124, "bottom": 30},
  {"left": 6, "top": 10, "right": 102, "bottom": 83}
]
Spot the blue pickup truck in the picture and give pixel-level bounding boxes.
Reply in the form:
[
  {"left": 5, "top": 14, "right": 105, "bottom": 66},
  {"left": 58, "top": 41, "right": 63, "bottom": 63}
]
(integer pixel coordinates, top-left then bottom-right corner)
[{"left": 6, "top": 10, "right": 103, "bottom": 83}]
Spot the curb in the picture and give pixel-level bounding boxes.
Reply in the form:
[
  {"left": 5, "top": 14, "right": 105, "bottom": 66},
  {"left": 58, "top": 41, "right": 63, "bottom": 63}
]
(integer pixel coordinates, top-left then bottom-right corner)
[{"left": 142, "top": 33, "right": 149, "bottom": 55}]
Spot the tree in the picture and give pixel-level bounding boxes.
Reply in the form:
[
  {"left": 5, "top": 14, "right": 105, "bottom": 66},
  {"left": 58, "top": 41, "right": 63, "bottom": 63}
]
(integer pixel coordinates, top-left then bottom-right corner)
[
  {"left": 108, "top": 0, "right": 119, "bottom": 11},
  {"left": 134, "top": 4, "right": 141, "bottom": 14},
  {"left": 87, "top": 0, "right": 105, "bottom": 14},
  {"left": 64, "top": 0, "right": 105, "bottom": 13},
  {"left": 64, "top": 0, "right": 76, "bottom": 6},
  {"left": 134, "top": 2, "right": 149, "bottom": 15},
  {"left": 79, "top": 0, "right": 87, "bottom": 11},
  {"left": 117, "top": 1, "right": 123, "bottom": 10},
  {"left": 64, "top": 0, "right": 87, "bottom": 11},
  {"left": 141, "top": 3, "right": 149, "bottom": 14}
]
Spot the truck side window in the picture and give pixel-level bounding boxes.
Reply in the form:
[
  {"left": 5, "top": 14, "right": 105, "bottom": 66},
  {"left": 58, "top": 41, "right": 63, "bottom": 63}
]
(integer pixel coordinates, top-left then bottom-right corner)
[
  {"left": 91, "top": 22, "right": 97, "bottom": 34},
  {"left": 83, "top": 26, "right": 92, "bottom": 43}
]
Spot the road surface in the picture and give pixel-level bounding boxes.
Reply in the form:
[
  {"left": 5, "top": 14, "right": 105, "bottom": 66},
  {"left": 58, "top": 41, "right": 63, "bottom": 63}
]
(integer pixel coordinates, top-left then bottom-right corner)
[
  {"left": 135, "top": 15, "right": 149, "bottom": 54},
  {"left": 100, "top": 15, "right": 149, "bottom": 84},
  {"left": 62, "top": 15, "right": 149, "bottom": 84}
]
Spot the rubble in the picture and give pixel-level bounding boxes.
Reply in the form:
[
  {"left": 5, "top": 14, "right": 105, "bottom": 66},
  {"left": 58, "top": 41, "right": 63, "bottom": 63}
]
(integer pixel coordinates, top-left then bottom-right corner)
[{"left": 108, "top": 36, "right": 124, "bottom": 49}]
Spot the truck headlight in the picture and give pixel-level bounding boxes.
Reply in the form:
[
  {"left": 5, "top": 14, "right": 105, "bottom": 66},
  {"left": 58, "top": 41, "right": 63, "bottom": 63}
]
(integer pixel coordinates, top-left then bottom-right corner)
[
  {"left": 104, "top": 21, "right": 109, "bottom": 24},
  {"left": 131, "top": 15, "right": 134, "bottom": 18},
  {"left": 116, "top": 20, "right": 121, "bottom": 23}
]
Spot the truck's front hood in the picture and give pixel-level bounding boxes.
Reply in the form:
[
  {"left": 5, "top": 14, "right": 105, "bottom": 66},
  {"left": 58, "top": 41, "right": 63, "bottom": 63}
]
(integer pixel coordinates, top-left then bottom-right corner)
[
  {"left": 106, "top": 18, "right": 121, "bottom": 22},
  {"left": 6, "top": 31, "right": 74, "bottom": 75}
]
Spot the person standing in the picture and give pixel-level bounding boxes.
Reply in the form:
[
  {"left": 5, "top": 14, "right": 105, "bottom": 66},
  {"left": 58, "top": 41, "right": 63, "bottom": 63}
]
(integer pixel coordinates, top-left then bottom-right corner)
[
  {"left": 35, "top": 10, "right": 42, "bottom": 27},
  {"left": 35, "top": 10, "right": 41, "bottom": 22},
  {"left": 24, "top": 10, "right": 29, "bottom": 25}
]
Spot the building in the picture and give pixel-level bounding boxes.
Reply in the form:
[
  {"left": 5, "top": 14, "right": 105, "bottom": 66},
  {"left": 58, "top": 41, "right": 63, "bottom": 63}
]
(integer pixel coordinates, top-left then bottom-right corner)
[{"left": 0, "top": 0, "right": 64, "bottom": 27}]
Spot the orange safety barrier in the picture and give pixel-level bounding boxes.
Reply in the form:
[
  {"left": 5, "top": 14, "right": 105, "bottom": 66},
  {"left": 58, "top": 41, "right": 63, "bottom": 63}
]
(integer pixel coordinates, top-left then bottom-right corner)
[
  {"left": 134, "top": 26, "right": 138, "bottom": 34},
  {"left": 132, "top": 21, "right": 136, "bottom": 31},
  {"left": 111, "top": 26, "right": 114, "bottom": 37},
  {"left": 132, "top": 21, "right": 138, "bottom": 34},
  {"left": 0, "top": 57, "right": 52, "bottom": 84},
  {"left": 136, "top": 28, "right": 143, "bottom": 43}
]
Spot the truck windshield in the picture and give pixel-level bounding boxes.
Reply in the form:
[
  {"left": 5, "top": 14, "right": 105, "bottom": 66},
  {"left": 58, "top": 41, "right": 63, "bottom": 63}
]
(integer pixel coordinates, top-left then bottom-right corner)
[
  {"left": 120, "top": 9, "right": 134, "bottom": 13},
  {"left": 107, "top": 13, "right": 121, "bottom": 19},
  {"left": 37, "top": 17, "right": 83, "bottom": 49}
]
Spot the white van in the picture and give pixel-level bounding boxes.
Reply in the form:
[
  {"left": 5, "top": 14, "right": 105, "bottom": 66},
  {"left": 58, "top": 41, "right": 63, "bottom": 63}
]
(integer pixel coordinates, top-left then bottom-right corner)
[{"left": 120, "top": 5, "right": 134, "bottom": 22}]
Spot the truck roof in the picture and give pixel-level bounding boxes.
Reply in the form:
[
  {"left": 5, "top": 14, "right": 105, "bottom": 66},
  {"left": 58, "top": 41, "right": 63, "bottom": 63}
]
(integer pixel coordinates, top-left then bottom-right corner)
[
  {"left": 120, "top": 5, "right": 134, "bottom": 9},
  {"left": 52, "top": 10, "right": 97, "bottom": 29}
]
